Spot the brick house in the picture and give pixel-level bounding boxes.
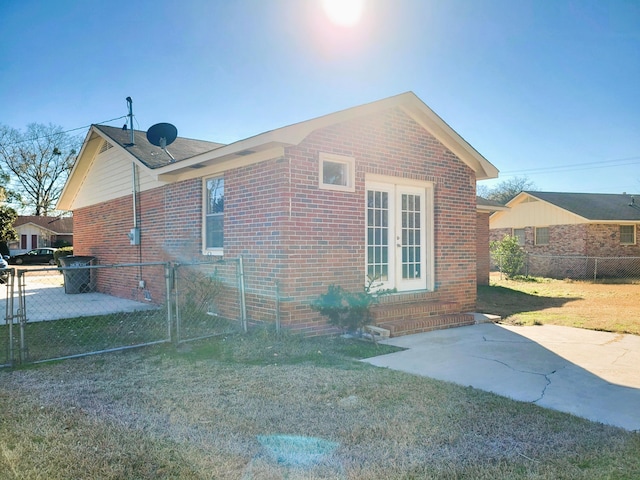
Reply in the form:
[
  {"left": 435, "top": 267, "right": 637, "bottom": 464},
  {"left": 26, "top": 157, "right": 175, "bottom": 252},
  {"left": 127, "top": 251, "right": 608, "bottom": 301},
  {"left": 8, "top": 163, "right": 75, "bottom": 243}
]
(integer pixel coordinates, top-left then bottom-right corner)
[
  {"left": 8, "top": 216, "right": 73, "bottom": 255},
  {"left": 490, "top": 191, "right": 640, "bottom": 278},
  {"left": 57, "top": 92, "right": 499, "bottom": 336}
]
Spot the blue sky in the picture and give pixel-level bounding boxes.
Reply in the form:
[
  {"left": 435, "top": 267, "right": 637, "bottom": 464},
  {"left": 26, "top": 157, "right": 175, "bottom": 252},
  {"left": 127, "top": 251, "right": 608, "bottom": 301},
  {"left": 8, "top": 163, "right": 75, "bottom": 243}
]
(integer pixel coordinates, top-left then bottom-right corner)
[{"left": 1, "top": 0, "right": 639, "bottom": 194}]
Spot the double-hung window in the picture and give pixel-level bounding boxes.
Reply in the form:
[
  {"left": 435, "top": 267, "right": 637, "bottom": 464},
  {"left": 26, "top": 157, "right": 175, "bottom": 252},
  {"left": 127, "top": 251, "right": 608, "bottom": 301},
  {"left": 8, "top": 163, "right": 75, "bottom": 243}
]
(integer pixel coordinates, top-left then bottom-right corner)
[
  {"left": 535, "top": 227, "right": 549, "bottom": 245},
  {"left": 366, "top": 178, "right": 434, "bottom": 292},
  {"left": 204, "top": 177, "right": 224, "bottom": 254},
  {"left": 620, "top": 225, "right": 636, "bottom": 245},
  {"left": 513, "top": 228, "right": 525, "bottom": 246}
]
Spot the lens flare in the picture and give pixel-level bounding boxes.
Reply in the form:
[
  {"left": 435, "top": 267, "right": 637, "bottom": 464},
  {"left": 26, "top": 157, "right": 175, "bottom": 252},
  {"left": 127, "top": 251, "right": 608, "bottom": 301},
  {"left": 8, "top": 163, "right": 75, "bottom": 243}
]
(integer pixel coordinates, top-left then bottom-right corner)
[{"left": 321, "top": 0, "right": 365, "bottom": 27}]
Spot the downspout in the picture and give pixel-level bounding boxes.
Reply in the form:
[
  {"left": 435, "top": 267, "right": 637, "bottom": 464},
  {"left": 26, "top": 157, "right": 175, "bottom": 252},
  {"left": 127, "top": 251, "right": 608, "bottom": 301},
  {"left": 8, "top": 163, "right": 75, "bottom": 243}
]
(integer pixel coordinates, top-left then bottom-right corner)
[
  {"left": 126, "top": 97, "right": 138, "bottom": 232},
  {"left": 125, "top": 98, "right": 143, "bottom": 285}
]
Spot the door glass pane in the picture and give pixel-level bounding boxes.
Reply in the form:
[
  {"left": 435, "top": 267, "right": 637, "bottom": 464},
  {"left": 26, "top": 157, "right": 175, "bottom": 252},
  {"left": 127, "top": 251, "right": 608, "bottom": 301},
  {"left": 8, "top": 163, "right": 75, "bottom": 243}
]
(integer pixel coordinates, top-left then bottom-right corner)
[
  {"left": 366, "top": 190, "right": 389, "bottom": 282},
  {"left": 401, "top": 194, "right": 421, "bottom": 280}
]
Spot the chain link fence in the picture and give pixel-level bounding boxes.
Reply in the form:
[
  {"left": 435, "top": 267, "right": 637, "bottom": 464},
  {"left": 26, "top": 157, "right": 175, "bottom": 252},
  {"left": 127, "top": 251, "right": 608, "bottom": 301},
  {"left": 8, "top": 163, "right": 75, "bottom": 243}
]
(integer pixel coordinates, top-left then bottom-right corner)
[
  {"left": 492, "top": 253, "right": 640, "bottom": 282},
  {"left": 1, "top": 259, "right": 250, "bottom": 367},
  {"left": 173, "top": 258, "right": 246, "bottom": 343}
]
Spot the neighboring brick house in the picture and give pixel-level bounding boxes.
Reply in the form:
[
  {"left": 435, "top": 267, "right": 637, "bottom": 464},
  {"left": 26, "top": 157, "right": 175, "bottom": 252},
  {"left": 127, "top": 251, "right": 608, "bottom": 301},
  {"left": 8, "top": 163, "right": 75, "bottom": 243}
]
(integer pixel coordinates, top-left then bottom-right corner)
[
  {"left": 9, "top": 216, "right": 73, "bottom": 255},
  {"left": 490, "top": 191, "right": 640, "bottom": 278},
  {"left": 57, "top": 92, "right": 499, "bottom": 336}
]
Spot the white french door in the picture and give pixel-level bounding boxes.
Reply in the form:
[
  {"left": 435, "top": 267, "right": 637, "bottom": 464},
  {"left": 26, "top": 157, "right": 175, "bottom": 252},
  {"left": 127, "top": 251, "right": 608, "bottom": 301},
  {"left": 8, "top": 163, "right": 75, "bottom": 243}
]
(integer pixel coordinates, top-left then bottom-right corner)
[{"left": 366, "top": 180, "right": 433, "bottom": 292}]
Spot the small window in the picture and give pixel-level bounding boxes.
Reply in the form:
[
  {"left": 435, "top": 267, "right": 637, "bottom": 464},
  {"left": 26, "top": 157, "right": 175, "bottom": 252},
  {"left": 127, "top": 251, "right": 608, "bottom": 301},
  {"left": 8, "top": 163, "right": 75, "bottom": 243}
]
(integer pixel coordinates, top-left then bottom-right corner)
[
  {"left": 535, "top": 227, "right": 549, "bottom": 245},
  {"left": 620, "top": 225, "right": 636, "bottom": 245},
  {"left": 319, "top": 152, "right": 355, "bottom": 192},
  {"left": 204, "top": 177, "right": 224, "bottom": 254},
  {"left": 512, "top": 228, "right": 525, "bottom": 246}
]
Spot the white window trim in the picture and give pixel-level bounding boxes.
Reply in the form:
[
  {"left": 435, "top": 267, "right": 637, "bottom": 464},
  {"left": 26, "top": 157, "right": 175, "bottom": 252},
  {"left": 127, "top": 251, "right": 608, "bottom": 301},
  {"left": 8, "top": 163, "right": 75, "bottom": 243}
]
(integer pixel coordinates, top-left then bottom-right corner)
[
  {"left": 620, "top": 224, "right": 636, "bottom": 245},
  {"left": 365, "top": 176, "right": 434, "bottom": 293},
  {"left": 319, "top": 152, "right": 355, "bottom": 192},
  {"left": 202, "top": 176, "right": 224, "bottom": 256}
]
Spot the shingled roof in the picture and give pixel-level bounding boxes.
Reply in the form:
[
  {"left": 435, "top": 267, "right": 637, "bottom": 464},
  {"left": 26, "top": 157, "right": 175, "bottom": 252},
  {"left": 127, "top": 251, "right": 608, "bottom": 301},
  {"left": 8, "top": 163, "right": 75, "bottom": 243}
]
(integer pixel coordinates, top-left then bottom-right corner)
[
  {"left": 14, "top": 216, "right": 74, "bottom": 234},
  {"left": 521, "top": 191, "right": 640, "bottom": 221},
  {"left": 476, "top": 196, "right": 508, "bottom": 212},
  {"left": 94, "top": 124, "right": 224, "bottom": 169}
]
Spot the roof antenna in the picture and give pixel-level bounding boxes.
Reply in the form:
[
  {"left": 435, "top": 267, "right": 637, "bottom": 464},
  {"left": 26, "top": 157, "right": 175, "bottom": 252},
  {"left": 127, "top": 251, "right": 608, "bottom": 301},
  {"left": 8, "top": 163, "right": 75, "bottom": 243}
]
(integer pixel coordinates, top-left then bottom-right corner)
[
  {"left": 146, "top": 122, "right": 177, "bottom": 162},
  {"left": 126, "top": 97, "right": 134, "bottom": 146}
]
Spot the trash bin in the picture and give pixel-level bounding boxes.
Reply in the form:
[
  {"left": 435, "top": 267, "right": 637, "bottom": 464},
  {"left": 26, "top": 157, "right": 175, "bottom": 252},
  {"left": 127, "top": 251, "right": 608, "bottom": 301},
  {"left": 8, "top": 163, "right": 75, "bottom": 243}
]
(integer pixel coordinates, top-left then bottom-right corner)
[{"left": 59, "top": 256, "right": 96, "bottom": 294}]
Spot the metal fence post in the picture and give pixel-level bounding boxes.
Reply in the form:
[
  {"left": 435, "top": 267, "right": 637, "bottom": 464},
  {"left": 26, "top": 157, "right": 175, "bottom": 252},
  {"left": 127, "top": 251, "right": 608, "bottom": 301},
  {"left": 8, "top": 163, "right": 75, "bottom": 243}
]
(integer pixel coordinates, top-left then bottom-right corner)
[
  {"left": 5, "top": 270, "right": 15, "bottom": 367},
  {"left": 275, "top": 280, "right": 281, "bottom": 334},
  {"left": 238, "top": 256, "right": 247, "bottom": 333},
  {"left": 165, "top": 263, "right": 175, "bottom": 344},
  {"left": 16, "top": 270, "right": 27, "bottom": 364}
]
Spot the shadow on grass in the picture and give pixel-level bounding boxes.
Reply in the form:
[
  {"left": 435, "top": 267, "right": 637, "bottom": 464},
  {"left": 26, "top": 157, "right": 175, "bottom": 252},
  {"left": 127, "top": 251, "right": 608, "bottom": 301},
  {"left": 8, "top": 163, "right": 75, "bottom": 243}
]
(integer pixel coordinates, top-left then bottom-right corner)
[
  {"left": 172, "top": 327, "right": 403, "bottom": 368},
  {"left": 477, "top": 284, "right": 581, "bottom": 318}
]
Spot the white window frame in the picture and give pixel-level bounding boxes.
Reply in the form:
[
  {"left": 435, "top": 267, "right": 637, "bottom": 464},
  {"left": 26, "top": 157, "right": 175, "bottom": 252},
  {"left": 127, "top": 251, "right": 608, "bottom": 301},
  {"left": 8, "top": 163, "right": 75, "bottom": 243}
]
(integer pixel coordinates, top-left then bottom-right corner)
[
  {"left": 365, "top": 176, "right": 434, "bottom": 293},
  {"left": 202, "top": 176, "right": 224, "bottom": 256},
  {"left": 534, "top": 226, "right": 549, "bottom": 246},
  {"left": 319, "top": 152, "right": 355, "bottom": 192},
  {"left": 620, "top": 225, "right": 636, "bottom": 245}
]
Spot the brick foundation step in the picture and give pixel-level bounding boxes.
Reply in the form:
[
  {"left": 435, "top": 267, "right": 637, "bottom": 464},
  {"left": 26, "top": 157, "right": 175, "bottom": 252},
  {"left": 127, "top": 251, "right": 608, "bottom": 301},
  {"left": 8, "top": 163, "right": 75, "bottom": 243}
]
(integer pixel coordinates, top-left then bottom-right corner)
[{"left": 376, "top": 313, "right": 475, "bottom": 337}]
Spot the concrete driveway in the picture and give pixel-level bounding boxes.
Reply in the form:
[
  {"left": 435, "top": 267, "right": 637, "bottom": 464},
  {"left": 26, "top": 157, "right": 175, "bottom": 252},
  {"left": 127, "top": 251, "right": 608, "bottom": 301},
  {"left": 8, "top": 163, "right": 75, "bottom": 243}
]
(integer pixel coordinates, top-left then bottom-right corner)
[{"left": 363, "top": 323, "right": 640, "bottom": 431}]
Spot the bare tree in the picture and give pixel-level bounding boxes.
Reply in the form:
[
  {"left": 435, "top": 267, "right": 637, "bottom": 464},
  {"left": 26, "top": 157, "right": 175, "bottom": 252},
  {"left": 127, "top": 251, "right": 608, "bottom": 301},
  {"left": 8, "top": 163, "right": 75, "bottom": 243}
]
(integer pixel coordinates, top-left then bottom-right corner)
[
  {"left": 0, "top": 123, "right": 79, "bottom": 216},
  {"left": 484, "top": 176, "right": 537, "bottom": 205}
]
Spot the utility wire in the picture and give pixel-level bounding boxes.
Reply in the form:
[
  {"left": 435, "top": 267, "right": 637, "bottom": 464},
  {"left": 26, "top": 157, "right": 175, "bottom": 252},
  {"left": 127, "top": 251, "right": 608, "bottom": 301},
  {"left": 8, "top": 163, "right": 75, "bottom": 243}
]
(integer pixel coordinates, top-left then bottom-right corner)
[
  {"left": 500, "top": 155, "right": 640, "bottom": 175},
  {"left": 0, "top": 115, "right": 129, "bottom": 147}
]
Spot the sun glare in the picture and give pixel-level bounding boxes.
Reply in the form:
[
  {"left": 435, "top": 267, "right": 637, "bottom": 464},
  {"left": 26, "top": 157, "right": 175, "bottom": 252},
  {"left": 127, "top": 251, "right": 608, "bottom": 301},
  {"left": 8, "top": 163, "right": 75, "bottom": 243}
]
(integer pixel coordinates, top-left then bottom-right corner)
[{"left": 321, "top": 0, "right": 365, "bottom": 27}]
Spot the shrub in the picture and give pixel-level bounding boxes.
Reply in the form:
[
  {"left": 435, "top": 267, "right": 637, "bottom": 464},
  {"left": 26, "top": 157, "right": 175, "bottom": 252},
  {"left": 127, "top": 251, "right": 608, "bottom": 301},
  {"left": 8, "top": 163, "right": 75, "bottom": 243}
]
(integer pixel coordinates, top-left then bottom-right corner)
[
  {"left": 53, "top": 246, "right": 73, "bottom": 265},
  {"left": 490, "top": 235, "right": 525, "bottom": 279},
  {"left": 178, "top": 268, "right": 224, "bottom": 319},
  {"left": 311, "top": 279, "right": 394, "bottom": 334}
]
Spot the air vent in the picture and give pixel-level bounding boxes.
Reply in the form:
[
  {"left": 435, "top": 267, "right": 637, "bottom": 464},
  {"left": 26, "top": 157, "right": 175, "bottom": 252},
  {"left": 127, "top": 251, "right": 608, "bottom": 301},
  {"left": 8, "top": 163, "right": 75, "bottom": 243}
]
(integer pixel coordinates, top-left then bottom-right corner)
[
  {"left": 99, "top": 140, "right": 113, "bottom": 154},
  {"left": 189, "top": 164, "right": 205, "bottom": 169},
  {"left": 236, "top": 149, "right": 255, "bottom": 156}
]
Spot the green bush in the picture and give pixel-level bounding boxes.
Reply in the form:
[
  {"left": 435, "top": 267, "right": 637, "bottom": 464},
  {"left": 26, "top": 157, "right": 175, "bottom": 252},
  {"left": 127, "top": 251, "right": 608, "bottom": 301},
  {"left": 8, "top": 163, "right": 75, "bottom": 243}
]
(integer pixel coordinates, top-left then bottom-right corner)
[
  {"left": 490, "top": 235, "right": 525, "bottom": 279},
  {"left": 311, "top": 280, "right": 395, "bottom": 334},
  {"left": 53, "top": 247, "right": 73, "bottom": 265}
]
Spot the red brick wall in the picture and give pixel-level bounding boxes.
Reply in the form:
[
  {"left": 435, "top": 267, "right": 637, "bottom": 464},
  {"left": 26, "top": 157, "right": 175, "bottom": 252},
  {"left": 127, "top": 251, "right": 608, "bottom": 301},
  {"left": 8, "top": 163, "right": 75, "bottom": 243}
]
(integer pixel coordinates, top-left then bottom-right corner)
[
  {"left": 586, "top": 224, "right": 640, "bottom": 257},
  {"left": 74, "top": 107, "right": 479, "bottom": 334},
  {"left": 270, "top": 107, "right": 478, "bottom": 334},
  {"left": 476, "top": 212, "right": 490, "bottom": 285},
  {"left": 490, "top": 224, "right": 640, "bottom": 257},
  {"left": 490, "top": 224, "right": 640, "bottom": 278}
]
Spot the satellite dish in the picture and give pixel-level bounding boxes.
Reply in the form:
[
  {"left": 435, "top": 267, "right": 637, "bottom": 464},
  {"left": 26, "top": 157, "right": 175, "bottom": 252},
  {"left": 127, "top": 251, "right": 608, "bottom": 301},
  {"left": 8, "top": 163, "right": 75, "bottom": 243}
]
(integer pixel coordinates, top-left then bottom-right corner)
[
  {"left": 146, "top": 122, "right": 177, "bottom": 149},
  {"left": 146, "top": 123, "right": 177, "bottom": 162}
]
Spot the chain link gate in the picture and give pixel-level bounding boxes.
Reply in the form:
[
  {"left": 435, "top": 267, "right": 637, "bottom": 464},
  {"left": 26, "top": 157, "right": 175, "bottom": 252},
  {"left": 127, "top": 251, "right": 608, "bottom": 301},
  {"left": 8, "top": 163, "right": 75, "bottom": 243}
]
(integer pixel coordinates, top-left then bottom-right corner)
[
  {"left": 2, "top": 263, "right": 171, "bottom": 366},
  {"left": 1, "top": 259, "right": 249, "bottom": 367},
  {"left": 1, "top": 269, "right": 16, "bottom": 367}
]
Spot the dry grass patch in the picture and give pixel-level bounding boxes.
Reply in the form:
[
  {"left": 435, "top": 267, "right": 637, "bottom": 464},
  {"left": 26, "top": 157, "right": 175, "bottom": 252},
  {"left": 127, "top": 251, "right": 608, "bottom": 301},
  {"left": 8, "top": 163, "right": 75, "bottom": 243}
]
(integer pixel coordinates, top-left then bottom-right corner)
[
  {"left": 1, "top": 330, "right": 639, "bottom": 479},
  {"left": 478, "top": 273, "right": 640, "bottom": 335}
]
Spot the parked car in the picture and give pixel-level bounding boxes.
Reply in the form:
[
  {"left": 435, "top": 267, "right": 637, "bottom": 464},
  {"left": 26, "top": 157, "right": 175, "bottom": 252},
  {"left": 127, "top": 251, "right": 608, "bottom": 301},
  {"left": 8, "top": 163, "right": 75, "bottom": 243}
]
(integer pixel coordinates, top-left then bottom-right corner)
[
  {"left": 0, "top": 255, "right": 8, "bottom": 283},
  {"left": 9, "top": 248, "right": 58, "bottom": 265}
]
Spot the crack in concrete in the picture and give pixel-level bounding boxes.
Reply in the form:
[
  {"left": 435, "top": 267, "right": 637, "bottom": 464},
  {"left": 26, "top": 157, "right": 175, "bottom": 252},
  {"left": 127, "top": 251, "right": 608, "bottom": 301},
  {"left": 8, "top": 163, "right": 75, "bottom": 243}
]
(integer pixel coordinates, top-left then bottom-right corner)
[
  {"left": 471, "top": 354, "right": 564, "bottom": 403},
  {"left": 481, "top": 335, "right": 530, "bottom": 344},
  {"left": 612, "top": 347, "right": 630, "bottom": 366}
]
